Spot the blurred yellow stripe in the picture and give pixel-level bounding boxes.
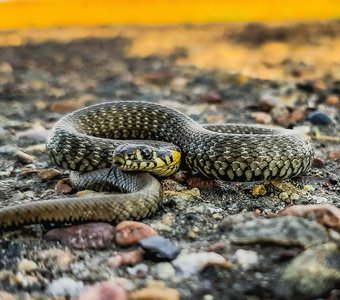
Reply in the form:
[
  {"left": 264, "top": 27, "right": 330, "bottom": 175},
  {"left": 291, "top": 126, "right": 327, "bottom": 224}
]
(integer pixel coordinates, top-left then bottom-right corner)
[{"left": 0, "top": 0, "right": 339, "bottom": 28}]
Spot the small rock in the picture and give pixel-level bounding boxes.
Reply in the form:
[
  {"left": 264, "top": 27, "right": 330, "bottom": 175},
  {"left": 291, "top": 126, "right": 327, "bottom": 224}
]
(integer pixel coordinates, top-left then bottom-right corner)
[
  {"left": 328, "top": 149, "right": 340, "bottom": 160},
  {"left": 307, "top": 111, "right": 332, "bottom": 125},
  {"left": 37, "top": 168, "right": 61, "bottom": 180},
  {"left": 107, "top": 249, "right": 144, "bottom": 267},
  {"left": 151, "top": 262, "right": 176, "bottom": 280},
  {"left": 48, "top": 99, "right": 85, "bottom": 113},
  {"left": 129, "top": 285, "right": 179, "bottom": 300},
  {"left": 138, "top": 236, "right": 180, "bottom": 261},
  {"left": 312, "top": 158, "right": 325, "bottom": 168},
  {"left": 127, "top": 263, "right": 149, "bottom": 277},
  {"left": 78, "top": 281, "right": 127, "bottom": 300},
  {"left": 325, "top": 94, "right": 339, "bottom": 106},
  {"left": 172, "top": 252, "right": 232, "bottom": 275},
  {"left": 115, "top": 221, "right": 158, "bottom": 246},
  {"left": 17, "top": 259, "right": 38, "bottom": 272},
  {"left": 200, "top": 91, "right": 223, "bottom": 103},
  {"left": 187, "top": 177, "right": 218, "bottom": 190},
  {"left": 14, "top": 150, "right": 35, "bottom": 163},
  {"left": 251, "top": 184, "right": 267, "bottom": 196},
  {"left": 276, "top": 243, "right": 340, "bottom": 299},
  {"left": 258, "top": 92, "right": 281, "bottom": 112},
  {"left": 235, "top": 249, "right": 259, "bottom": 270},
  {"left": 229, "top": 216, "right": 329, "bottom": 248},
  {"left": 250, "top": 112, "right": 272, "bottom": 124},
  {"left": 46, "top": 277, "right": 84, "bottom": 297},
  {"left": 55, "top": 179, "right": 73, "bottom": 194},
  {"left": 39, "top": 248, "right": 75, "bottom": 271},
  {"left": 45, "top": 222, "right": 114, "bottom": 249},
  {"left": 207, "top": 240, "right": 230, "bottom": 253}
]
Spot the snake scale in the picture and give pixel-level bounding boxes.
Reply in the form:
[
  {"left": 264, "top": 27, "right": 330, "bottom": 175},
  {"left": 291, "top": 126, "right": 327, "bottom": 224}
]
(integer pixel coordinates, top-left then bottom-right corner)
[{"left": 0, "top": 101, "right": 313, "bottom": 227}]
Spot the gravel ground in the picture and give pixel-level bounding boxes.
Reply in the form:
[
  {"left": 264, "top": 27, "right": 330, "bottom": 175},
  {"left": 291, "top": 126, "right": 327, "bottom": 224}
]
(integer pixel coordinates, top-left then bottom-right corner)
[{"left": 0, "top": 21, "right": 339, "bottom": 300}]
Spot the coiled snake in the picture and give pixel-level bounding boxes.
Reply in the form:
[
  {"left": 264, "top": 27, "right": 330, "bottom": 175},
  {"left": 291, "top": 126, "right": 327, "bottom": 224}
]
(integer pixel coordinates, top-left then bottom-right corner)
[{"left": 0, "top": 101, "right": 313, "bottom": 227}]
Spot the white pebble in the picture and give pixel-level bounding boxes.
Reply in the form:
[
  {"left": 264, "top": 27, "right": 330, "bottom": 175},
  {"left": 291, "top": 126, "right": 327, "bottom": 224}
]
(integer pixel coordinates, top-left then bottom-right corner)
[{"left": 235, "top": 249, "right": 259, "bottom": 270}]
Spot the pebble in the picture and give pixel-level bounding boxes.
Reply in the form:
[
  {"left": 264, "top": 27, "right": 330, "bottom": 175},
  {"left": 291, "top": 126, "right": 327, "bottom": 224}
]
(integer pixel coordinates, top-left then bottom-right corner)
[
  {"left": 115, "top": 221, "right": 158, "bottom": 246},
  {"left": 37, "top": 168, "right": 61, "bottom": 180},
  {"left": 48, "top": 99, "right": 85, "bottom": 113},
  {"left": 129, "top": 285, "right": 179, "bottom": 300},
  {"left": 328, "top": 149, "right": 340, "bottom": 160},
  {"left": 235, "top": 249, "right": 259, "bottom": 270},
  {"left": 14, "top": 150, "right": 35, "bottom": 163},
  {"left": 229, "top": 216, "right": 329, "bottom": 248},
  {"left": 250, "top": 112, "right": 272, "bottom": 124},
  {"left": 172, "top": 252, "right": 232, "bottom": 276},
  {"left": 138, "top": 236, "right": 180, "bottom": 261},
  {"left": 107, "top": 249, "right": 144, "bottom": 267},
  {"left": 46, "top": 277, "right": 84, "bottom": 297},
  {"left": 78, "top": 281, "right": 127, "bottom": 300},
  {"left": 150, "top": 221, "right": 173, "bottom": 233},
  {"left": 200, "top": 91, "right": 223, "bottom": 103},
  {"left": 276, "top": 243, "right": 340, "bottom": 299},
  {"left": 45, "top": 222, "right": 114, "bottom": 249},
  {"left": 307, "top": 111, "right": 332, "bottom": 125},
  {"left": 325, "top": 94, "right": 339, "bottom": 106},
  {"left": 17, "top": 259, "right": 38, "bottom": 272},
  {"left": 151, "top": 262, "right": 176, "bottom": 280},
  {"left": 312, "top": 157, "right": 325, "bottom": 168},
  {"left": 187, "top": 177, "right": 218, "bottom": 190},
  {"left": 279, "top": 204, "right": 340, "bottom": 230},
  {"left": 258, "top": 92, "right": 281, "bottom": 111},
  {"left": 39, "top": 248, "right": 75, "bottom": 271},
  {"left": 127, "top": 263, "right": 149, "bottom": 277},
  {"left": 54, "top": 178, "right": 73, "bottom": 194}
]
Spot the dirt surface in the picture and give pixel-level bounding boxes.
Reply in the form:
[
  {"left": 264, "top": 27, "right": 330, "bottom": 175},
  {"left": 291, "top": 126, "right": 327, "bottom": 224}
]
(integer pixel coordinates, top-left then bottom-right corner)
[{"left": 0, "top": 21, "right": 339, "bottom": 300}]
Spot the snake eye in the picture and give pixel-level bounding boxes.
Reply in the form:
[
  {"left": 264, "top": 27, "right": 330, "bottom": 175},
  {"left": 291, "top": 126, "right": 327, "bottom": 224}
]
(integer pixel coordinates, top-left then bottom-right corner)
[{"left": 140, "top": 148, "right": 153, "bottom": 160}]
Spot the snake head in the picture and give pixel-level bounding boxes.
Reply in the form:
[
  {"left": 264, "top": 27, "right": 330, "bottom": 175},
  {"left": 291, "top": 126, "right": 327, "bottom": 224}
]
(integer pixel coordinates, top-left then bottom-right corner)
[{"left": 112, "top": 144, "right": 181, "bottom": 177}]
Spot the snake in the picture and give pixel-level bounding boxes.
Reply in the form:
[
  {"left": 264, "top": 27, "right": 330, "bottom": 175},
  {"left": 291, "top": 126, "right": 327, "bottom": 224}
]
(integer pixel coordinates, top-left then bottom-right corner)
[{"left": 0, "top": 101, "right": 313, "bottom": 228}]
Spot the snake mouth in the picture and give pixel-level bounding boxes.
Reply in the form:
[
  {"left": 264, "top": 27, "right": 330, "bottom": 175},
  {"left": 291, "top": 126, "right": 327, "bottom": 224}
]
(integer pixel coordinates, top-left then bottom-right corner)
[
  {"left": 112, "top": 155, "right": 126, "bottom": 168},
  {"left": 112, "top": 148, "right": 181, "bottom": 176}
]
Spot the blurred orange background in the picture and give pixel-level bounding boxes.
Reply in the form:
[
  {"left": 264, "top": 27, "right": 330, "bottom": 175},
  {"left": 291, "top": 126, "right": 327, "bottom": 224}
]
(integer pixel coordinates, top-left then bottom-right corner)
[{"left": 0, "top": 0, "right": 340, "bottom": 29}]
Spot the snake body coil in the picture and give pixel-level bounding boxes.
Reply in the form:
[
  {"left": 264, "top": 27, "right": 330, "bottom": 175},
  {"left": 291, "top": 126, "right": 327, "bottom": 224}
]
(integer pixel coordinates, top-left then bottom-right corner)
[{"left": 0, "top": 101, "right": 313, "bottom": 227}]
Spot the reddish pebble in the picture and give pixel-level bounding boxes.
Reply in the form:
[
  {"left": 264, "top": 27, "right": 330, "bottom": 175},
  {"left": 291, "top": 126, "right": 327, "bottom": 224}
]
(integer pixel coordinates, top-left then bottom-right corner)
[
  {"left": 107, "top": 249, "right": 144, "bottom": 267},
  {"left": 328, "top": 150, "right": 340, "bottom": 160},
  {"left": 55, "top": 179, "right": 73, "bottom": 194},
  {"left": 187, "top": 177, "right": 218, "bottom": 190},
  {"left": 200, "top": 91, "right": 223, "bottom": 103},
  {"left": 38, "top": 168, "right": 61, "bottom": 180},
  {"left": 45, "top": 222, "right": 114, "bottom": 249},
  {"left": 115, "top": 221, "right": 158, "bottom": 246},
  {"left": 78, "top": 281, "right": 127, "bottom": 300},
  {"left": 312, "top": 158, "right": 325, "bottom": 168}
]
